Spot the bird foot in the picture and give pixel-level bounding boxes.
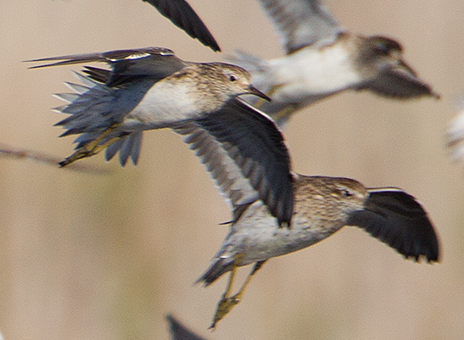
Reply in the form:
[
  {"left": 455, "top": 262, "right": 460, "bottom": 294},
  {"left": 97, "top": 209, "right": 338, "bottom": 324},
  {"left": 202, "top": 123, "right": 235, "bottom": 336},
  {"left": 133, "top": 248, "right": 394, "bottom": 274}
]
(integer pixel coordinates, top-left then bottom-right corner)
[
  {"left": 209, "top": 294, "right": 242, "bottom": 330},
  {"left": 59, "top": 124, "right": 120, "bottom": 167},
  {"left": 59, "top": 146, "right": 100, "bottom": 167}
]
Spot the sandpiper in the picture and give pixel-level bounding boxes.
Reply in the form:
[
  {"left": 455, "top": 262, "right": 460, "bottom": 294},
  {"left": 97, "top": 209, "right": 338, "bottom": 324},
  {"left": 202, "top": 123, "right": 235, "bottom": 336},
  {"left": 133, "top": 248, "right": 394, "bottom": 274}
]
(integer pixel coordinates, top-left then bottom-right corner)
[
  {"left": 228, "top": 0, "right": 440, "bottom": 125},
  {"left": 27, "top": 47, "right": 294, "bottom": 225},
  {"left": 142, "top": 0, "right": 220, "bottom": 52},
  {"left": 198, "top": 174, "right": 440, "bottom": 328}
]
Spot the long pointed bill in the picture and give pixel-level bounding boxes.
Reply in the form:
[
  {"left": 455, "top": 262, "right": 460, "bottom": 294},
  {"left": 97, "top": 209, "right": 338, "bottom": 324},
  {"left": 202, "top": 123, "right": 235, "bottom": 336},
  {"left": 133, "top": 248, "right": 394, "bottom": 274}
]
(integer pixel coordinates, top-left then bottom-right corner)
[
  {"left": 398, "top": 59, "right": 418, "bottom": 77},
  {"left": 247, "top": 85, "right": 271, "bottom": 102},
  {"left": 397, "top": 59, "right": 441, "bottom": 99}
]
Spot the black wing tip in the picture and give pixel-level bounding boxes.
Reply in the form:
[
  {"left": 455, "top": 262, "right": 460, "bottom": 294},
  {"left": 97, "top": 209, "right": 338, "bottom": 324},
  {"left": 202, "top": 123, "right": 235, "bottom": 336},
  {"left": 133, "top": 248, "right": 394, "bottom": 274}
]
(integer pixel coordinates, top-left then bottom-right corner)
[
  {"left": 406, "top": 228, "right": 441, "bottom": 263},
  {"left": 165, "top": 313, "right": 176, "bottom": 324},
  {"left": 350, "top": 189, "right": 441, "bottom": 264},
  {"left": 142, "top": 0, "right": 221, "bottom": 52},
  {"left": 24, "top": 62, "right": 46, "bottom": 70},
  {"left": 166, "top": 313, "right": 206, "bottom": 340},
  {"left": 24, "top": 58, "right": 62, "bottom": 69},
  {"left": 401, "top": 234, "right": 440, "bottom": 264}
]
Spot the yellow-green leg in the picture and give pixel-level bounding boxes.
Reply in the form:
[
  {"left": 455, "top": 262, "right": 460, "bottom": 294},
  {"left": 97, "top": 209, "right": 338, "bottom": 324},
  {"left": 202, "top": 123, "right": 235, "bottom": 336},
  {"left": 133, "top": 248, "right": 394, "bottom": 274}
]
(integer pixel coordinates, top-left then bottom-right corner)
[
  {"left": 209, "top": 259, "right": 266, "bottom": 329},
  {"left": 59, "top": 124, "right": 120, "bottom": 167}
]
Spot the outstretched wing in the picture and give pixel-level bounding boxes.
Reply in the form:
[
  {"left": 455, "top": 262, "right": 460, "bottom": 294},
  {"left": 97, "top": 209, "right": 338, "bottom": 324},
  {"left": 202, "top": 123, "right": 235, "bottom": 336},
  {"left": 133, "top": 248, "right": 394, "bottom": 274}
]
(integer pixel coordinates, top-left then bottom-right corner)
[
  {"left": 176, "top": 98, "right": 294, "bottom": 226},
  {"left": 26, "top": 47, "right": 186, "bottom": 87},
  {"left": 347, "top": 188, "right": 440, "bottom": 262},
  {"left": 166, "top": 314, "right": 207, "bottom": 340},
  {"left": 142, "top": 0, "right": 220, "bottom": 52},
  {"left": 257, "top": 0, "right": 345, "bottom": 53},
  {"left": 357, "top": 65, "right": 440, "bottom": 99},
  {"left": 174, "top": 122, "right": 260, "bottom": 222}
]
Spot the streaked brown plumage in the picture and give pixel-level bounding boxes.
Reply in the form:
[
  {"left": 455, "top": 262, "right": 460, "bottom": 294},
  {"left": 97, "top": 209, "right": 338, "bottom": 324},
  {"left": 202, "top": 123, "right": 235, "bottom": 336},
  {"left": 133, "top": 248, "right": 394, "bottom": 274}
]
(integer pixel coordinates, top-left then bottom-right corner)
[
  {"left": 27, "top": 47, "right": 296, "bottom": 226},
  {"left": 199, "top": 175, "right": 440, "bottom": 328}
]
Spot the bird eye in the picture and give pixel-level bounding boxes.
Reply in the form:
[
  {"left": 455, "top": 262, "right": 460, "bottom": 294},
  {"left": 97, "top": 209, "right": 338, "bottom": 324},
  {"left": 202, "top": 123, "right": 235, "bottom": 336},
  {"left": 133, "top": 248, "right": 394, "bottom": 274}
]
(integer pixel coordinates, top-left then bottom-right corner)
[
  {"left": 341, "top": 189, "right": 354, "bottom": 197},
  {"left": 374, "top": 41, "right": 390, "bottom": 55},
  {"left": 229, "top": 74, "right": 238, "bottom": 82}
]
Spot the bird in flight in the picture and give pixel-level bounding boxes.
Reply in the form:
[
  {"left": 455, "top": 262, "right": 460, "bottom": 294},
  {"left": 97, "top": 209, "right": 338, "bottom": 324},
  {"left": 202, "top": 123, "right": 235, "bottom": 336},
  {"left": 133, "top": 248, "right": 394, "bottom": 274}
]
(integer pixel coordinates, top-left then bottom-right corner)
[
  {"left": 228, "top": 0, "right": 440, "bottom": 125},
  {"left": 197, "top": 174, "right": 440, "bottom": 328},
  {"left": 27, "top": 47, "right": 295, "bottom": 226}
]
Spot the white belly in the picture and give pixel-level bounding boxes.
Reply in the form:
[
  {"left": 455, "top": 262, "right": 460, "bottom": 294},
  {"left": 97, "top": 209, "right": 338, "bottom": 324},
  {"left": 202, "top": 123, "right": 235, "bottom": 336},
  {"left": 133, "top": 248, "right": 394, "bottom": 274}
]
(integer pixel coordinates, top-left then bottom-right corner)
[
  {"left": 269, "top": 44, "right": 362, "bottom": 103},
  {"left": 223, "top": 202, "right": 343, "bottom": 265},
  {"left": 122, "top": 79, "right": 200, "bottom": 130}
]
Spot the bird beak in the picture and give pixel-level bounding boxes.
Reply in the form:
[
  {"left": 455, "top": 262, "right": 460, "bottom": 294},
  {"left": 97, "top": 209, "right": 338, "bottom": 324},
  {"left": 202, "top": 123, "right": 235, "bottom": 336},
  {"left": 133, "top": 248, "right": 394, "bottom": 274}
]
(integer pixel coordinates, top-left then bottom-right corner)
[
  {"left": 397, "top": 58, "right": 418, "bottom": 77},
  {"left": 247, "top": 85, "right": 271, "bottom": 101},
  {"left": 396, "top": 59, "right": 440, "bottom": 99}
]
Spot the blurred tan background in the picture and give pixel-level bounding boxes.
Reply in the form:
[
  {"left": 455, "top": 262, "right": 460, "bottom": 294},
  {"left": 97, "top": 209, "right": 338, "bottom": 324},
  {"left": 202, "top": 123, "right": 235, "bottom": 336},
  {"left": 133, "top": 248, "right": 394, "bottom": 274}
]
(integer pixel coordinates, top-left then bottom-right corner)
[{"left": 0, "top": 0, "right": 463, "bottom": 339}]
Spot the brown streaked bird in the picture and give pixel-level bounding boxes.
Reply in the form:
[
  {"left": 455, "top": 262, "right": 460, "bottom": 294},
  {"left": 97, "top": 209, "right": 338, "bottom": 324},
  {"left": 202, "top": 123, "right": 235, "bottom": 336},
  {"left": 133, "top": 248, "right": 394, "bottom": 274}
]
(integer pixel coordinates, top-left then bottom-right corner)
[
  {"left": 141, "top": 0, "right": 220, "bottom": 52},
  {"left": 27, "top": 47, "right": 294, "bottom": 225},
  {"left": 197, "top": 175, "right": 440, "bottom": 329},
  {"left": 227, "top": 0, "right": 440, "bottom": 126}
]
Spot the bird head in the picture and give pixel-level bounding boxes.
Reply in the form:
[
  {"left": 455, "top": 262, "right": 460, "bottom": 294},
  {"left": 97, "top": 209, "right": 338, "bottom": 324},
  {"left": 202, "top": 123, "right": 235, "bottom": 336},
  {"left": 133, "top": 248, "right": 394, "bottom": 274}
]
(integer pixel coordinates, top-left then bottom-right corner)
[{"left": 215, "top": 63, "right": 271, "bottom": 101}]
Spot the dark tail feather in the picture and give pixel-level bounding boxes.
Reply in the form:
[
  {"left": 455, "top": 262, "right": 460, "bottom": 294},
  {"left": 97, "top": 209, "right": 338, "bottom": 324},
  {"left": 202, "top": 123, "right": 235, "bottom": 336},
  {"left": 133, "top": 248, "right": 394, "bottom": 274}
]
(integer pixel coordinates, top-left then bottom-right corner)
[
  {"left": 196, "top": 258, "right": 233, "bottom": 286},
  {"left": 104, "top": 132, "right": 143, "bottom": 166}
]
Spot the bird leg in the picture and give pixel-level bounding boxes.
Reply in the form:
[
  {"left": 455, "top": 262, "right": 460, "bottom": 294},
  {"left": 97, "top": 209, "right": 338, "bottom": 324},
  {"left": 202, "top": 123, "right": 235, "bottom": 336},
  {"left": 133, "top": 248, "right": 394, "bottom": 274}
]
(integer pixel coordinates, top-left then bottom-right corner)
[
  {"left": 209, "top": 259, "right": 266, "bottom": 329},
  {"left": 59, "top": 124, "right": 120, "bottom": 167}
]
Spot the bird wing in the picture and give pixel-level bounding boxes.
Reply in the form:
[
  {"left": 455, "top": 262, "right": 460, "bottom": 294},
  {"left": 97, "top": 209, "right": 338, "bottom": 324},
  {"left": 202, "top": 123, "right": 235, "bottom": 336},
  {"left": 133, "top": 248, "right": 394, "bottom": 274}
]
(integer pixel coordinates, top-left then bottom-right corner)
[
  {"left": 174, "top": 121, "right": 260, "bottom": 220},
  {"left": 175, "top": 98, "right": 294, "bottom": 226},
  {"left": 257, "top": 0, "right": 345, "bottom": 53},
  {"left": 356, "top": 65, "right": 440, "bottom": 99},
  {"left": 346, "top": 188, "right": 440, "bottom": 263},
  {"left": 142, "top": 0, "right": 220, "bottom": 52},
  {"left": 166, "top": 314, "right": 207, "bottom": 340},
  {"left": 26, "top": 47, "right": 187, "bottom": 87}
]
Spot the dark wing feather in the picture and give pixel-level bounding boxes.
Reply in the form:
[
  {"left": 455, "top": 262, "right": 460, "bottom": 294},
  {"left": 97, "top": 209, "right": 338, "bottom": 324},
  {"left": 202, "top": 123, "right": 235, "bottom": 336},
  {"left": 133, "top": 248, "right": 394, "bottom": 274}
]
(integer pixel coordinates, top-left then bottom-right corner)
[
  {"left": 358, "top": 67, "right": 440, "bottom": 99},
  {"left": 347, "top": 189, "right": 440, "bottom": 262},
  {"left": 194, "top": 99, "right": 294, "bottom": 226},
  {"left": 174, "top": 123, "right": 260, "bottom": 220},
  {"left": 27, "top": 47, "right": 173, "bottom": 68},
  {"left": 26, "top": 47, "right": 186, "bottom": 87},
  {"left": 258, "top": 0, "right": 345, "bottom": 53},
  {"left": 166, "top": 314, "right": 207, "bottom": 340},
  {"left": 142, "top": 0, "right": 220, "bottom": 52},
  {"left": 82, "top": 66, "right": 111, "bottom": 84}
]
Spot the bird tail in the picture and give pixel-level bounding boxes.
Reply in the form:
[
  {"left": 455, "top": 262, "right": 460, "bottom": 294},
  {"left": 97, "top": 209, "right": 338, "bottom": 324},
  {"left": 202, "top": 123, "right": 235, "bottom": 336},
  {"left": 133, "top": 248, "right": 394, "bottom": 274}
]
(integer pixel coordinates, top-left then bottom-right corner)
[
  {"left": 196, "top": 257, "right": 234, "bottom": 286},
  {"left": 53, "top": 72, "right": 143, "bottom": 166}
]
